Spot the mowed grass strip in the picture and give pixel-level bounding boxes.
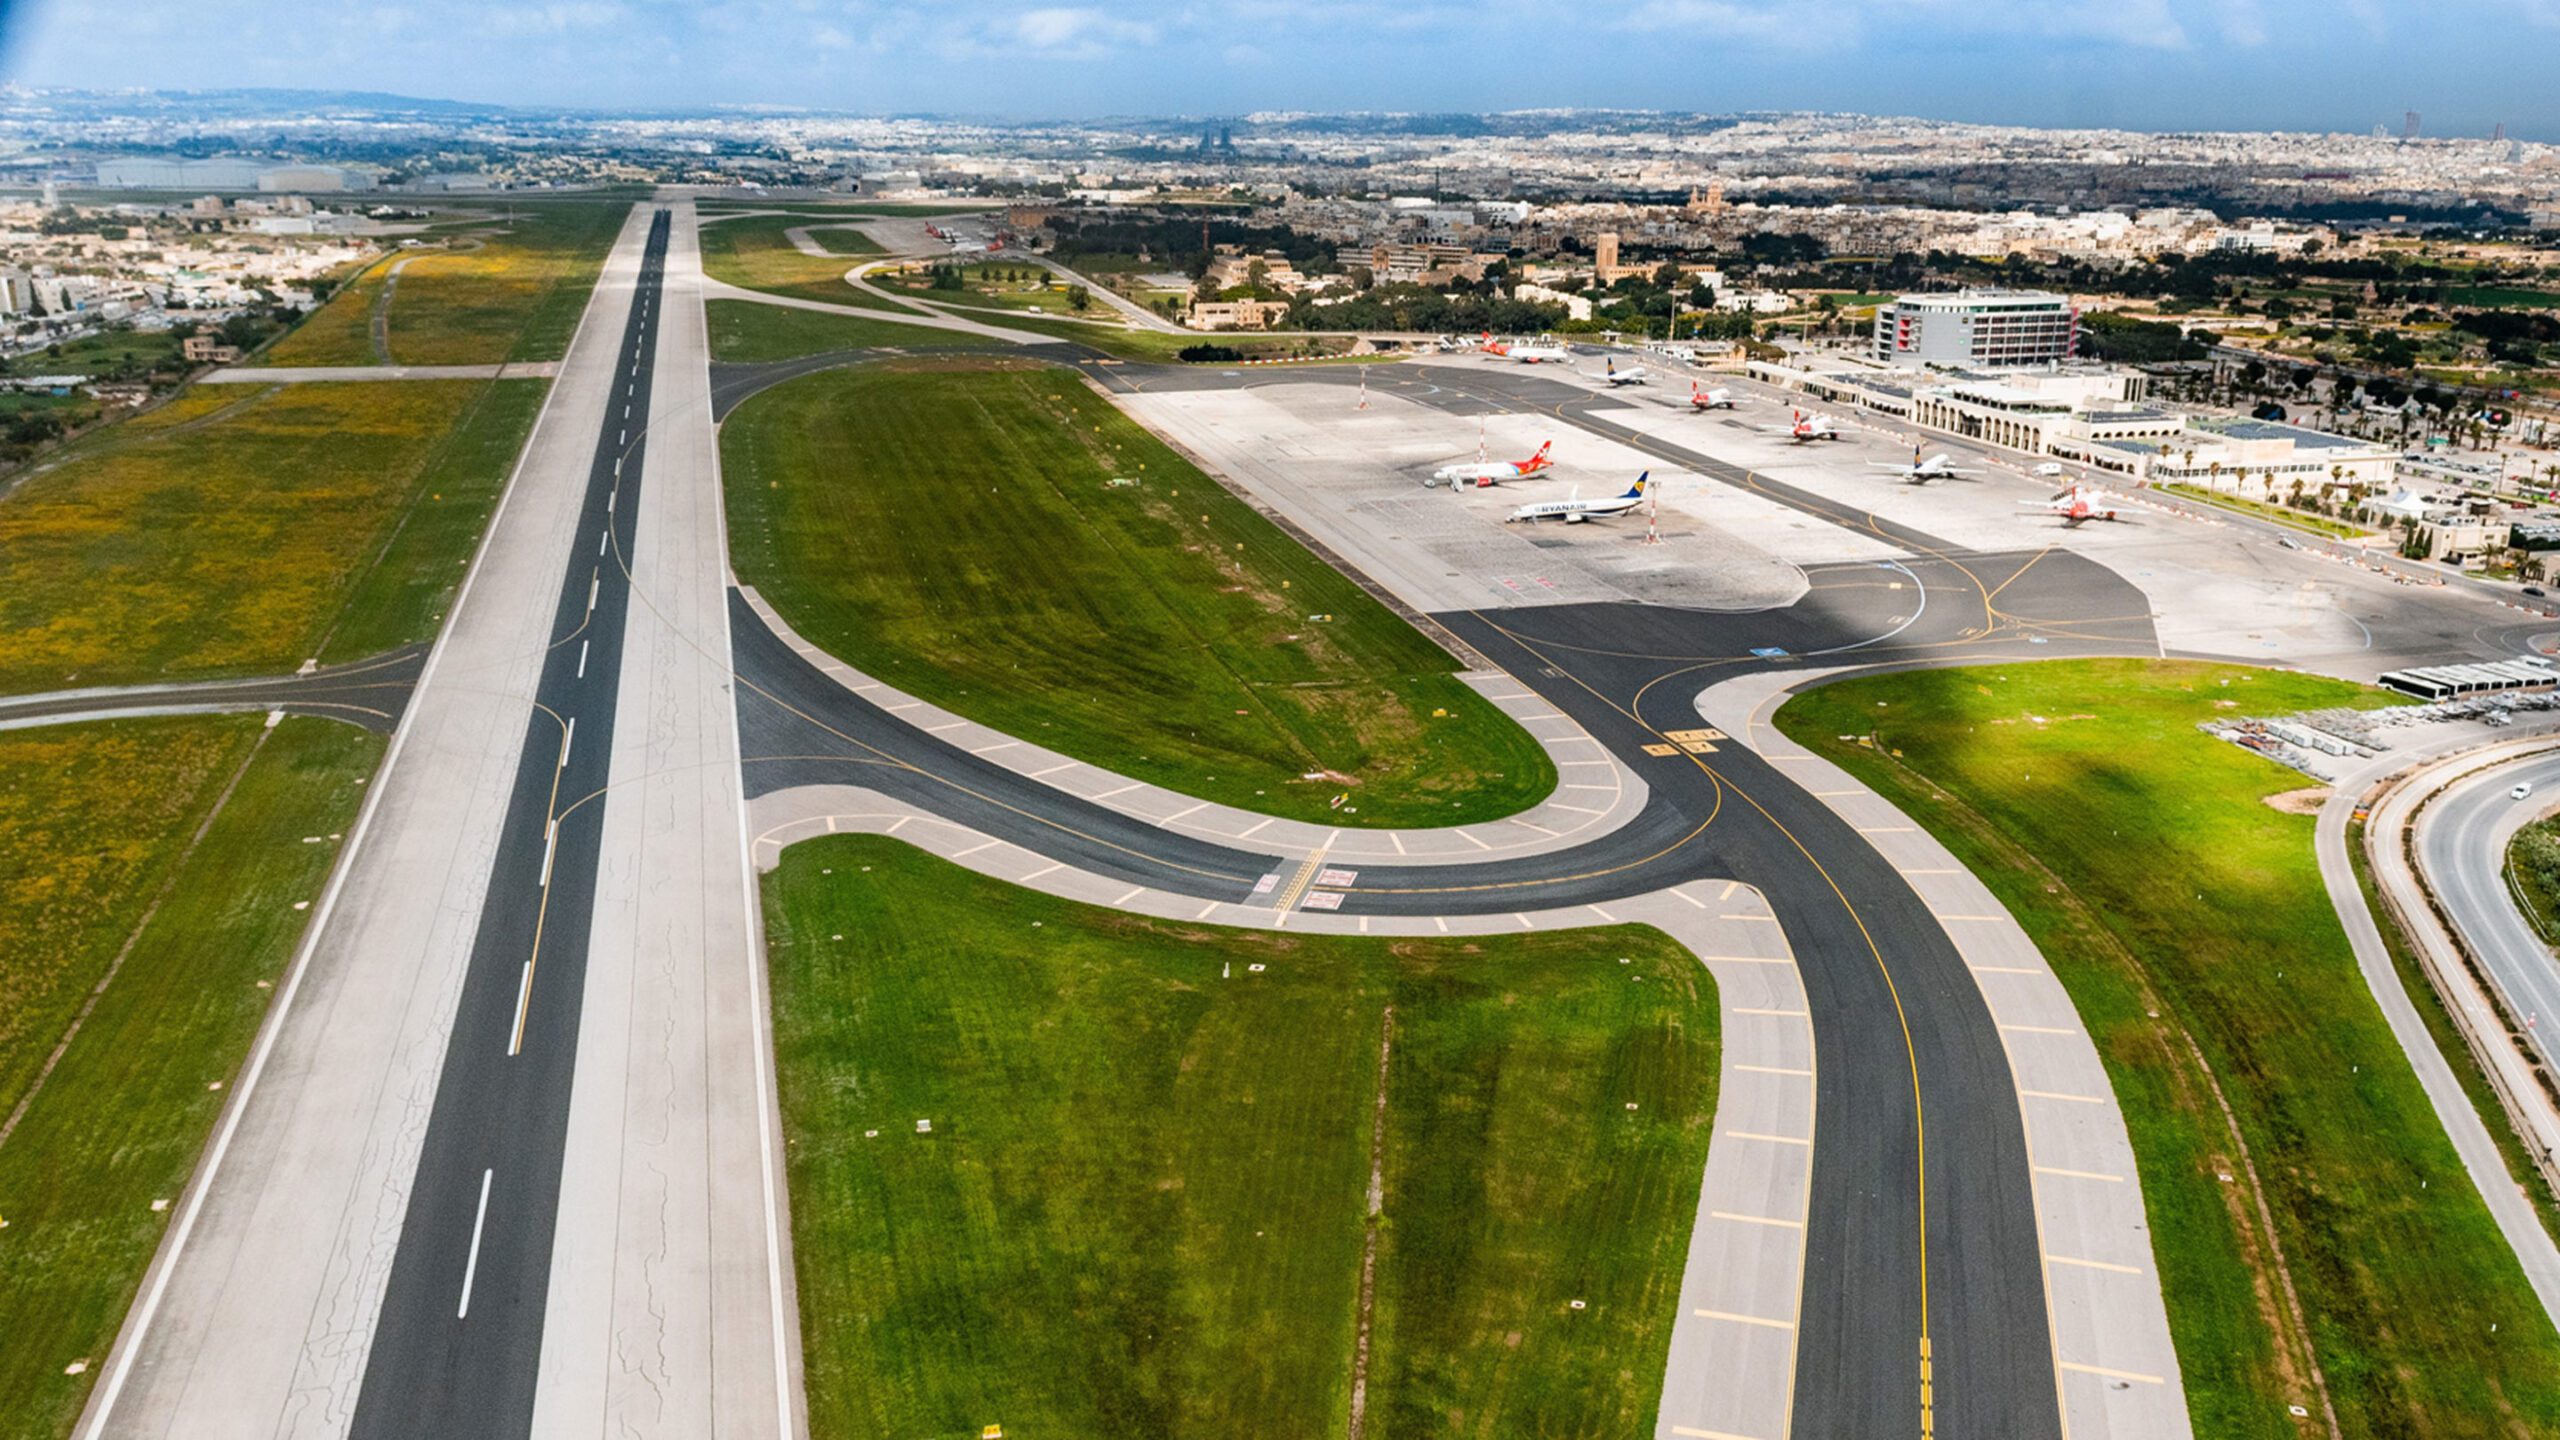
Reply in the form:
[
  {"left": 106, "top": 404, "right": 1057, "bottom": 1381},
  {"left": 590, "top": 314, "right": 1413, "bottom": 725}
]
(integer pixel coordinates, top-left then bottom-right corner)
[
  {"left": 0, "top": 715, "right": 382, "bottom": 1440},
  {"left": 720, "top": 361, "right": 1556, "bottom": 826},
  {"left": 705, "top": 299, "right": 1006, "bottom": 363},
  {"left": 0, "top": 379, "right": 512, "bottom": 693},
  {"left": 697, "top": 213, "right": 918, "bottom": 312},
  {"left": 1774, "top": 659, "right": 2560, "bottom": 1438},
  {"left": 768, "top": 835, "right": 1718, "bottom": 1440}
]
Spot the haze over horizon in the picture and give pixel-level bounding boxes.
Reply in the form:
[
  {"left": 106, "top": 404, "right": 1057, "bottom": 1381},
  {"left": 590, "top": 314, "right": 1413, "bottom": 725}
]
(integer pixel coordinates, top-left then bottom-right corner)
[{"left": 5, "top": 0, "right": 2559, "bottom": 141}]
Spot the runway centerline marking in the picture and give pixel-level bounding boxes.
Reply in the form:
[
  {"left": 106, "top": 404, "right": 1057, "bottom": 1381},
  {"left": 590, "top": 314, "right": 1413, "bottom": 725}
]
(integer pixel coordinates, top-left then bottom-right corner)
[{"left": 456, "top": 1168, "right": 493, "bottom": 1320}]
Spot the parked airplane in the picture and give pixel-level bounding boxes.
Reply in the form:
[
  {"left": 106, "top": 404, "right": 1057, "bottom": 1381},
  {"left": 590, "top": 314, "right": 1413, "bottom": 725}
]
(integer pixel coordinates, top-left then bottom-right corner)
[
  {"left": 1511, "top": 340, "right": 1572, "bottom": 364},
  {"left": 1600, "top": 358, "right": 1649, "bottom": 386},
  {"left": 1764, "top": 408, "right": 1844, "bottom": 442},
  {"left": 1506, "top": 473, "right": 1649, "bottom": 524},
  {"left": 1869, "top": 449, "right": 1968, "bottom": 483},
  {"left": 2025, "top": 485, "right": 2131, "bottom": 526},
  {"left": 1689, "top": 382, "right": 1742, "bottom": 410},
  {"left": 1427, "top": 440, "right": 1554, "bottom": 488}
]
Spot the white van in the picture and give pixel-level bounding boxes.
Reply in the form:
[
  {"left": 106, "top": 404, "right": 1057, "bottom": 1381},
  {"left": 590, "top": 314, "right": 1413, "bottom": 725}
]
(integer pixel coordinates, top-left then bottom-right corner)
[{"left": 2513, "top": 782, "right": 2536, "bottom": 801}]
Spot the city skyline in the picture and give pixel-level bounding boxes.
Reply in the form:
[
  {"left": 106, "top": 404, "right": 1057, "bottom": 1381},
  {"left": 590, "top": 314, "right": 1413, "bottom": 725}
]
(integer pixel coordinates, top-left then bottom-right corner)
[{"left": 5, "top": 0, "right": 2559, "bottom": 139}]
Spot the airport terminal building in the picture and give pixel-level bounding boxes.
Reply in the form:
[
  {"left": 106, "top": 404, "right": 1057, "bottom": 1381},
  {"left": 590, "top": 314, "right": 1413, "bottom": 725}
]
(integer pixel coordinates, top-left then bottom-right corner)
[{"left": 1874, "top": 288, "right": 2078, "bottom": 369}]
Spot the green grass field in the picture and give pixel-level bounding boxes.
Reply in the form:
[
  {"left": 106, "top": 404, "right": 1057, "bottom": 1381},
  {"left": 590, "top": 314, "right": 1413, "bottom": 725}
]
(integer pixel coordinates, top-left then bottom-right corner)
[
  {"left": 319, "top": 378, "right": 549, "bottom": 660},
  {"left": 261, "top": 203, "right": 624, "bottom": 368},
  {"left": 767, "top": 835, "right": 1719, "bottom": 1440},
  {"left": 259, "top": 262, "right": 392, "bottom": 366},
  {"left": 1775, "top": 660, "right": 2560, "bottom": 1438},
  {"left": 2158, "top": 483, "right": 2373, "bottom": 540},
  {"left": 697, "top": 213, "right": 921, "bottom": 312},
  {"left": 2446, "top": 286, "right": 2560, "bottom": 310},
  {"left": 705, "top": 299, "right": 1007, "bottom": 362},
  {"left": 720, "top": 360, "right": 1555, "bottom": 825},
  {"left": 0, "top": 378, "right": 534, "bottom": 693},
  {"left": 0, "top": 714, "right": 383, "bottom": 1440},
  {"left": 6, "top": 328, "right": 187, "bottom": 377},
  {"left": 2507, "top": 816, "right": 2560, "bottom": 945},
  {"left": 880, "top": 263, "right": 1084, "bottom": 316}
]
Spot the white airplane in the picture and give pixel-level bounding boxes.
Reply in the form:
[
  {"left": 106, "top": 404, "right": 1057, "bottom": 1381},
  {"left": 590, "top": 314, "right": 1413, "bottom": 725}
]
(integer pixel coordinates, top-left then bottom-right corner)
[
  {"left": 1763, "top": 408, "right": 1844, "bottom": 443},
  {"left": 1869, "top": 449, "right": 1968, "bottom": 484},
  {"left": 2025, "top": 484, "right": 2132, "bottom": 526},
  {"left": 1600, "top": 357, "right": 1649, "bottom": 386},
  {"left": 1510, "top": 340, "right": 1572, "bottom": 364},
  {"left": 1688, "top": 382, "right": 1742, "bottom": 411},
  {"left": 1507, "top": 473, "right": 1649, "bottom": 524},
  {"left": 1427, "top": 439, "right": 1554, "bottom": 488}
]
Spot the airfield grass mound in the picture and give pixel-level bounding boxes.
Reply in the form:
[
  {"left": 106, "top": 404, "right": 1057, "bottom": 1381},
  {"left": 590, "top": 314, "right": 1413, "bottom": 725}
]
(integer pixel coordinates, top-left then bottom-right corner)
[
  {"left": 768, "top": 835, "right": 1719, "bottom": 1440},
  {"left": 705, "top": 299, "right": 1006, "bottom": 363},
  {"left": 0, "top": 715, "right": 382, "bottom": 1440},
  {"left": 720, "top": 360, "right": 1555, "bottom": 826},
  {"left": 0, "top": 378, "right": 541, "bottom": 694},
  {"left": 1775, "top": 659, "right": 2560, "bottom": 1439},
  {"left": 697, "top": 213, "right": 918, "bottom": 312}
]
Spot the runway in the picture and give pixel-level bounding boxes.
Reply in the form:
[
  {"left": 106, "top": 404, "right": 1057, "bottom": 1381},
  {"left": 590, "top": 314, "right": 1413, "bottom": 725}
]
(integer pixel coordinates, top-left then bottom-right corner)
[{"left": 347, "top": 208, "right": 671, "bottom": 1438}]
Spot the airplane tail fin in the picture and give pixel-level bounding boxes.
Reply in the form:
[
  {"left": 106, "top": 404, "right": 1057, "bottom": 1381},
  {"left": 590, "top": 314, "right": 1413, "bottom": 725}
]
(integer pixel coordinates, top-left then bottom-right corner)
[
  {"left": 1522, "top": 441, "right": 1552, "bottom": 470},
  {"left": 1625, "top": 472, "right": 1649, "bottom": 499}
]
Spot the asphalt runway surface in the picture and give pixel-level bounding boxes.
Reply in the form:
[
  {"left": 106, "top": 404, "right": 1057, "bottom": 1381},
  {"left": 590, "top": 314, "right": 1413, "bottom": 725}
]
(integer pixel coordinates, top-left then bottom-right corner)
[{"left": 347, "top": 209, "right": 671, "bottom": 1440}]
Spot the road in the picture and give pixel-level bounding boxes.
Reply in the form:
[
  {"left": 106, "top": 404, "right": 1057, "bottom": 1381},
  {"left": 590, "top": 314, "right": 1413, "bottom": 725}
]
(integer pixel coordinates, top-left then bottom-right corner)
[
  {"left": 2323, "top": 736, "right": 2560, "bottom": 1331},
  {"left": 2421, "top": 751, "right": 2560, "bottom": 1065}
]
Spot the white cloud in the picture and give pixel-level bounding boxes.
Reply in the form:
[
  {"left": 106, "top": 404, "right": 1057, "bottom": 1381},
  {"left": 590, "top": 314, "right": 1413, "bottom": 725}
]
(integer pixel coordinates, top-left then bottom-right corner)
[
  {"left": 485, "top": 1, "right": 627, "bottom": 38},
  {"left": 1005, "top": 6, "right": 1155, "bottom": 52}
]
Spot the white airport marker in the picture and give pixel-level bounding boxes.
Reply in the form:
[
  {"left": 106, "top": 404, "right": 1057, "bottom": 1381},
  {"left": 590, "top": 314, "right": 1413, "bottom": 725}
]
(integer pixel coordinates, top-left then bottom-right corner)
[
  {"left": 457, "top": 1168, "right": 493, "bottom": 1318},
  {"left": 510, "top": 962, "right": 534, "bottom": 1056},
  {"left": 587, "top": 574, "right": 599, "bottom": 613},
  {"left": 598, "top": 528, "right": 608, "bottom": 556},
  {"left": 560, "top": 718, "right": 575, "bottom": 769},
  {"left": 575, "top": 640, "right": 589, "bottom": 678},
  {"left": 541, "top": 821, "right": 557, "bottom": 888}
]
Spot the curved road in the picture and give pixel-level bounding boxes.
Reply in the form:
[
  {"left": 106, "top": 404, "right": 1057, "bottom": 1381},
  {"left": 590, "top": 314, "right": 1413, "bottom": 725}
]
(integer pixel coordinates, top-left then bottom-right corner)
[{"left": 2422, "top": 751, "right": 2560, "bottom": 1063}]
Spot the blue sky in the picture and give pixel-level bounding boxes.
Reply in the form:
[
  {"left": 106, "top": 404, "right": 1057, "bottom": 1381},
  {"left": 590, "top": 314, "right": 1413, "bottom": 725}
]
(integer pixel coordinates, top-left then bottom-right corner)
[{"left": 8, "top": 0, "right": 2560, "bottom": 138}]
